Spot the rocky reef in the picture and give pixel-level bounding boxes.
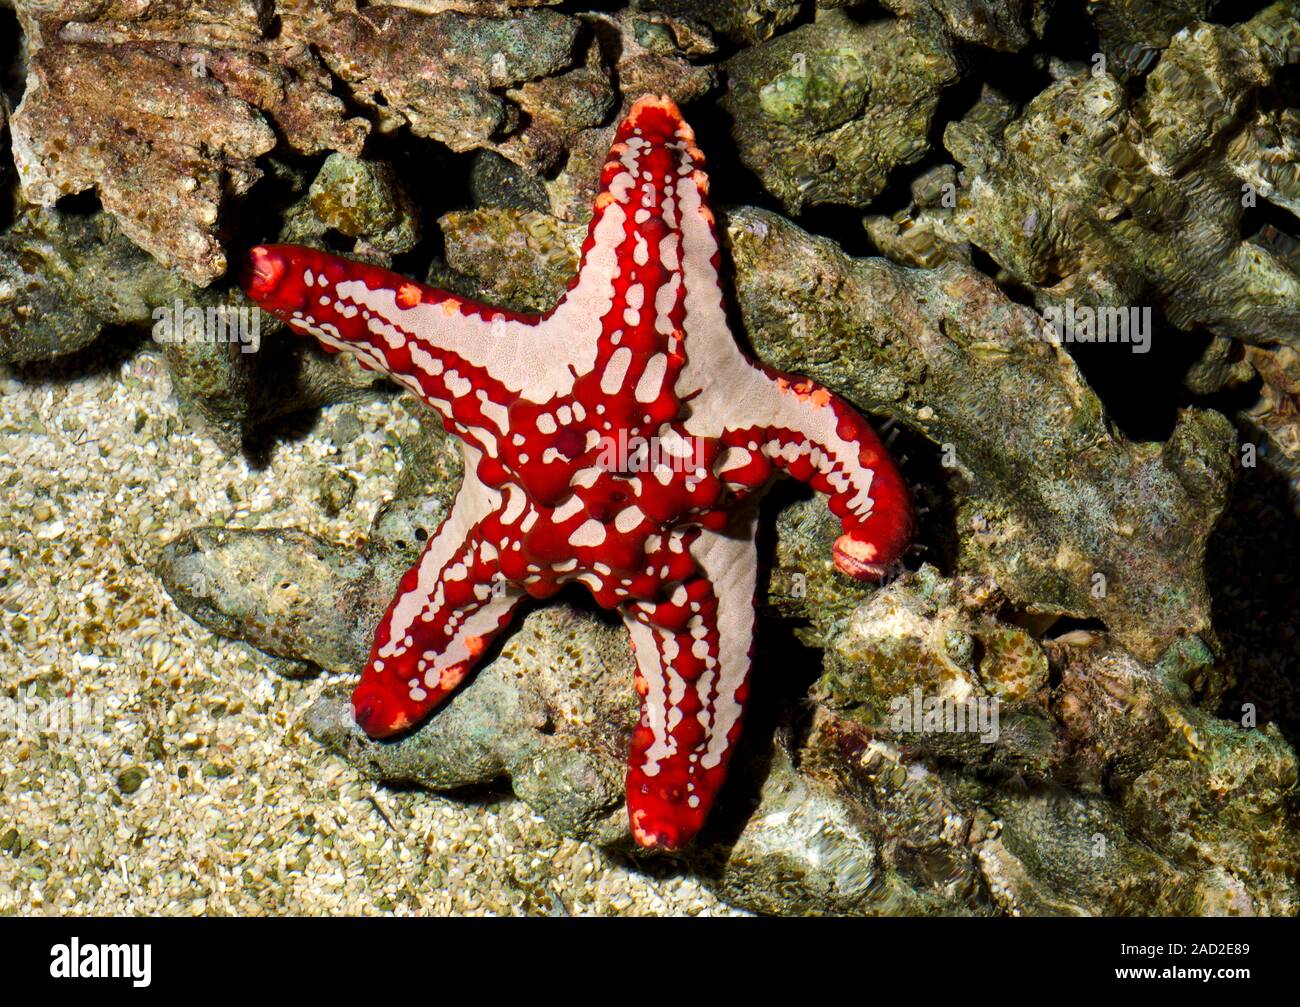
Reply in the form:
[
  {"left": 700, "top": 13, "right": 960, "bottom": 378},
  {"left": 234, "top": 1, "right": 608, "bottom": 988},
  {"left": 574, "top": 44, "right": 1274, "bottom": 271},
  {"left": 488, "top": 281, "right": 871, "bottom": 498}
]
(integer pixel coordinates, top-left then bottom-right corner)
[{"left": 3, "top": 0, "right": 1299, "bottom": 915}]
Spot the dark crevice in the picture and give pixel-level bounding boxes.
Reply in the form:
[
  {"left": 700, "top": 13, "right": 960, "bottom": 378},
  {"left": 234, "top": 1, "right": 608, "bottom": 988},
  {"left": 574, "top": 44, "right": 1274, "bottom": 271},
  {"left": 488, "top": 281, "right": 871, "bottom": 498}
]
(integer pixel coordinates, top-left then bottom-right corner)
[
  {"left": 1209, "top": 434, "right": 1300, "bottom": 754},
  {"left": 7, "top": 325, "right": 149, "bottom": 383},
  {"left": 1209, "top": 0, "right": 1277, "bottom": 26},
  {"left": 1241, "top": 190, "right": 1300, "bottom": 248},
  {"left": 1037, "top": 0, "right": 1102, "bottom": 66},
  {"left": 0, "top": 5, "right": 22, "bottom": 105},
  {"left": 1042, "top": 615, "right": 1110, "bottom": 639},
  {"left": 1060, "top": 314, "right": 1215, "bottom": 442}
]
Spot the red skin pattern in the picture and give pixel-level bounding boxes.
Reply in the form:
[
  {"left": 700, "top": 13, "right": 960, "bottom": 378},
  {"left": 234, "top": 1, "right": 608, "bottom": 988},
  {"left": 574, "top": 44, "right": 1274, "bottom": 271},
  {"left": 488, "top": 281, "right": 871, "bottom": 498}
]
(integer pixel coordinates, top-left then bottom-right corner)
[{"left": 241, "top": 94, "right": 911, "bottom": 849}]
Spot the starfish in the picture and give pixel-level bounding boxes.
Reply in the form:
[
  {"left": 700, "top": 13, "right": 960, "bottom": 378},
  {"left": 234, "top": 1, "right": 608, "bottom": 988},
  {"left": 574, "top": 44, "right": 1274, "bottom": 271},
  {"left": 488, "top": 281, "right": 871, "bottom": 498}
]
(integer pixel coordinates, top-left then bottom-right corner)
[{"left": 241, "top": 94, "right": 911, "bottom": 849}]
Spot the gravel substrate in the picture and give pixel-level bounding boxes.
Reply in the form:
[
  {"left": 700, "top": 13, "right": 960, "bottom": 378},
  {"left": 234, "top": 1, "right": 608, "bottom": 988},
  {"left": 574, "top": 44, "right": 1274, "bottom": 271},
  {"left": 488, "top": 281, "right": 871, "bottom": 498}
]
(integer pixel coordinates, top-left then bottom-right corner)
[{"left": 0, "top": 348, "right": 742, "bottom": 915}]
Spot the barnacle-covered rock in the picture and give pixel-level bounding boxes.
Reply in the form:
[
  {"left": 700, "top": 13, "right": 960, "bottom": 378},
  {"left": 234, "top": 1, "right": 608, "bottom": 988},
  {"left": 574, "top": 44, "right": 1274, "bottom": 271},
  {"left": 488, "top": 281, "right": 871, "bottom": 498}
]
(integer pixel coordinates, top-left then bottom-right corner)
[
  {"left": 1242, "top": 343, "right": 1300, "bottom": 486},
  {"left": 0, "top": 206, "right": 193, "bottom": 362},
  {"left": 10, "top": 2, "right": 367, "bottom": 283},
  {"left": 499, "top": 35, "right": 616, "bottom": 174},
  {"left": 468, "top": 151, "right": 551, "bottom": 214},
  {"left": 723, "top": 9, "right": 958, "bottom": 213},
  {"left": 691, "top": 735, "right": 979, "bottom": 915},
  {"left": 802, "top": 621, "right": 1299, "bottom": 914},
  {"left": 641, "top": 0, "right": 800, "bottom": 46},
  {"left": 896, "top": 5, "right": 1300, "bottom": 347},
  {"left": 12, "top": 41, "right": 273, "bottom": 285},
  {"left": 726, "top": 205, "right": 1237, "bottom": 668},
  {"left": 304, "top": 5, "right": 604, "bottom": 177},
  {"left": 16, "top": 0, "right": 274, "bottom": 45},
  {"left": 1053, "top": 642, "right": 1299, "bottom": 913},
  {"left": 0, "top": 200, "right": 388, "bottom": 438},
  {"left": 157, "top": 527, "right": 379, "bottom": 675}
]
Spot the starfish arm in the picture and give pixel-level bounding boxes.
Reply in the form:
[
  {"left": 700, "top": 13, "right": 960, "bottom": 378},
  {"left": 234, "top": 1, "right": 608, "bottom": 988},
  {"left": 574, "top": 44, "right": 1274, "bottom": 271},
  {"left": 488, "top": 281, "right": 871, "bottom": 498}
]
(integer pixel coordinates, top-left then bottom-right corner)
[
  {"left": 622, "top": 513, "right": 758, "bottom": 849},
  {"left": 242, "top": 243, "right": 547, "bottom": 465},
  {"left": 719, "top": 371, "right": 912, "bottom": 580},
  {"left": 352, "top": 465, "right": 523, "bottom": 737},
  {"left": 644, "top": 105, "right": 909, "bottom": 578}
]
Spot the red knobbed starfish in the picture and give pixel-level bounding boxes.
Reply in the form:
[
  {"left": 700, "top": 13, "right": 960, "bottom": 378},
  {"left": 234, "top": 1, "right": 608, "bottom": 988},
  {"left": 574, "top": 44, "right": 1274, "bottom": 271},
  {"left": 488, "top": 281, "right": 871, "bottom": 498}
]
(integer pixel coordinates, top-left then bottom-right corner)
[{"left": 242, "top": 95, "right": 911, "bottom": 848}]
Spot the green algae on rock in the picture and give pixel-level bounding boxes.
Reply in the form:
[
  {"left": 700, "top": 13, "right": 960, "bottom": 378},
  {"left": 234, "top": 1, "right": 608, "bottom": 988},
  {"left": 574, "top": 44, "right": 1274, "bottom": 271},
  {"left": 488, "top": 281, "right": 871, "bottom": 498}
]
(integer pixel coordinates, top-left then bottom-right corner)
[
  {"left": 724, "top": 9, "right": 958, "bottom": 213},
  {"left": 884, "top": 4, "right": 1300, "bottom": 348},
  {"left": 726, "top": 205, "right": 1236, "bottom": 669},
  {"left": 0, "top": 207, "right": 194, "bottom": 362}
]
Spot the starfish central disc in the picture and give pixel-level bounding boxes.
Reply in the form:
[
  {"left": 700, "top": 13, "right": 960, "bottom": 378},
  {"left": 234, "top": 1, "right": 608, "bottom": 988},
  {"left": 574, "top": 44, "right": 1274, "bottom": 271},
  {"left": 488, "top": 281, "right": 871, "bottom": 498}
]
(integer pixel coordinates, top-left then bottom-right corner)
[{"left": 242, "top": 94, "right": 911, "bottom": 849}]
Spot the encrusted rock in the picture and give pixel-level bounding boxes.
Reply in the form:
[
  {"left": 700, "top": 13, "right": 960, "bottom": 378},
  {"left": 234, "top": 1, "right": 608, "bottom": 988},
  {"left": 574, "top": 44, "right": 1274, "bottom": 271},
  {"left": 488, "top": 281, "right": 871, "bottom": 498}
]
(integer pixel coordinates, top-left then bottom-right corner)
[
  {"left": 436, "top": 207, "right": 584, "bottom": 313},
  {"left": 889, "top": 5, "right": 1300, "bottom": 347},
  {"left": 878, "top": 0, "right": 1045, "bottom": 51},
  {"left": 723, "top": 9, "right": 958, "bottom": 213},
  {"left": 305, "top": 5, "right": 599, "bottom": 176},
  {"left": 542, "top": 9, "right": 718, "bottom": 222},
  {"left": 0, "top": 207, "right": 193, "bottom": 361},
  {"left": 303, "top": 606, "right": 635, "bottom": 847},
  {"left": 299, "top": 153, "right": 422, "bottom": 259},
  {"left": 641, "top": 0, "right": 800, "bottom": 46},
  {"left": 727, "top": 205, "right": 1236, "bottom": 669},
  {"left": 10, "top": 2, "right": 367, "bottom": 283},
  {"left": 816, "top": 567, "right": 1055, "bottom": 773},
  {"left": 1085, "top": 0, "right": 1213, "bottom": 70}
]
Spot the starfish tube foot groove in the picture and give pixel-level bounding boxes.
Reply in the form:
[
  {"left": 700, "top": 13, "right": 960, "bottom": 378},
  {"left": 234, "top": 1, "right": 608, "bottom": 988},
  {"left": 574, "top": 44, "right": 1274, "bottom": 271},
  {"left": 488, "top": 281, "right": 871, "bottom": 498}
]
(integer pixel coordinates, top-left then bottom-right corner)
[{"left": 241, "top": 94, "right": 911, "bottom": 849}]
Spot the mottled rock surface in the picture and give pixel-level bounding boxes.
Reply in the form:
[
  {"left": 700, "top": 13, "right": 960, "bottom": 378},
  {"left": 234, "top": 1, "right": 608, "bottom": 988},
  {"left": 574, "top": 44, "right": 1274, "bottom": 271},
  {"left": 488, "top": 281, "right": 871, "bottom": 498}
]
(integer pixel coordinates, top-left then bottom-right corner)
[
  {"left": 728, "top": 207, "right": 1237, "bottom": 670},
  {"left": 0, "top": 207, "right": 193, "bottom": 362},
  {"left": 884, "top": 6, "right": 1300, "bottom": 348},
  {"left": 724, "top": 9, "right": 958, "bottom": 213},
  {"left": 11, "top": 2, "right": 367, "bottom": 283}
]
